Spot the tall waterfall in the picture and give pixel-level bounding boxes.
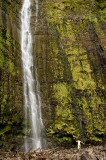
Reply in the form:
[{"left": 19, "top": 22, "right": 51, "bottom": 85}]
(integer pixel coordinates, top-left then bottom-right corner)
[{"left": 21, "top": 0, "right": 43, "bottom": 151}]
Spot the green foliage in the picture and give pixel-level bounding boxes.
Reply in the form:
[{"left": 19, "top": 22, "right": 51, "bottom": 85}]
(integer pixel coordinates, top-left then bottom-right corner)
[
  {"left": 45, "top": 0, "right": 106, "bottom": 145},
  {"left": 0, "top": 0, "right": 106, "bottom": 148},
  {"left": 95, "top": 0, "right": 106, "bottom": 22},
  {"left": 0, "top": 126, "right": 11, "bottom": 136},
  {"left": 6, "top": 59, "right": 15, "bottom": 75},
  {"left": 0, "top": 52, "right": 4, "bottom": 67},
  {"left": 52, "top": 83, "right": 71, "bottom": 105},
  {"left": 96, "top": 0, "right": 106, "bottom": 10},
  {"left": 0, "top": 18, "right": 22, "bottom": 146},
  {"left": 48, "top": 106, "right": 80, "bottom": 142},
  {"left": 0, "top": 27, "right": 16, "bottom": 75},
  {"left": 100, "top": 8, "right": 106, "bottom": 22}
]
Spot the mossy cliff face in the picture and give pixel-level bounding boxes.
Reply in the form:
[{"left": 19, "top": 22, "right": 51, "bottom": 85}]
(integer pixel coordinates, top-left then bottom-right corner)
[
  {"left": 33, "top": 0, "right": 106, "bottom": 146},
  {"left": 0, "top": 0, "right": 106, "bottom": 150},
  {"left": 0, "top": 0, "right": 23, "bottom": 150}
]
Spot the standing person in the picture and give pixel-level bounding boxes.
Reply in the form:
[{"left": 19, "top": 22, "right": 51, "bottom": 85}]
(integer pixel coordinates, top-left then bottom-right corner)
[{"left": 76, "top": 140, "right": 84, "bottom": 149}]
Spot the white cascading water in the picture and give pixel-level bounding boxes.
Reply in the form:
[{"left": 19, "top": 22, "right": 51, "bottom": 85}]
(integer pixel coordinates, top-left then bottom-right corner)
[{"left": 21, "top": 0, "right": 43, "bottom": 151}]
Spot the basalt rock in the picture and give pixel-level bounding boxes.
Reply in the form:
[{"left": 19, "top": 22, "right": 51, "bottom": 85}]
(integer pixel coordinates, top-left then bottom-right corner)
[
  {"left": 0, "top": 0, "right": 106, "bottom": 150},
  {"left": 0, "top": 146, "right": 106, "bottom": 160}
]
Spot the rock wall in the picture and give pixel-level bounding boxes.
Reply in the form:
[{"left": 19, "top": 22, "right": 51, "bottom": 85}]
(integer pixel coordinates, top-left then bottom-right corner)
[
  {"left": 0, "top": 0, "right": 106, "bottom": 150},
  {"left": 32, "top": 0, "right": 106, "bottom": 146},
  {"left": 0, "top": 0, "right": 23, "bottom": 150}
]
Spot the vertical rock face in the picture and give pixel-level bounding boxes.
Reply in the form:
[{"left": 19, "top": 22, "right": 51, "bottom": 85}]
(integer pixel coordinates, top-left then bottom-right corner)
[
  {"left": 32, "top": 0, "right": 106, "bottom": 146},
  {"left": 0, "top": 0, "right": 23, "bottom": 150},
  {"left": 0, "top": 0, "right": 106, "bottom": 150}
]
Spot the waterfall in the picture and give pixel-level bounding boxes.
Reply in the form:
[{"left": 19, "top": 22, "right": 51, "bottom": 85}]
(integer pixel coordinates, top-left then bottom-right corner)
[{"left": 20, "top": 0, "right": 43, "bottom": 151}]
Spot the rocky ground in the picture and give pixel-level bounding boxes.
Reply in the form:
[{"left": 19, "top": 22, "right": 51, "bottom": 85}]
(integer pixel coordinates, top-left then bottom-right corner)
[{"left": 0, "top": 146, "right": 106, "bottom": 160}]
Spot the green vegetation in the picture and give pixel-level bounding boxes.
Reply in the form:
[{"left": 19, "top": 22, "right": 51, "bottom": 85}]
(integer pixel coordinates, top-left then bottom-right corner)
[
  {"left": 44, "top": 0, "right": 106, "bottom": 145},
  {"left": 0, "top": 26, "right": 23, "bottom": 145},
  {"left": 0, "top": 0, "right": 106, "bottom": 150},
  {"left": 0, "top": 0, "right": 23, "bottom": 150},
  {"left": 96, "top": 0, "right": 106, "bottom": 23}
]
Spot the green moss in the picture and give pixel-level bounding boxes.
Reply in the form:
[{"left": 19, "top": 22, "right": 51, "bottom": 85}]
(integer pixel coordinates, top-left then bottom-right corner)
[
  {"left": 0, "top": 52, "right": 4, "bottom": 67},
  {"left": 0, "top": 1, "right": 23, "bottom": 146},
  {"left": 0, "top": 126, "right": 11, "bottom": 136},
  {"left": 45, "top": 0, "right": 106, "bottom": 145},
  {"left": 6, "top": 59, "right": 15, "bottom": 75},
  {"left": 52, "top": 83, "right": 71, "bottom": 105},
  {"left": 48, "top": 106, "right": 80, "bottom": 142}
]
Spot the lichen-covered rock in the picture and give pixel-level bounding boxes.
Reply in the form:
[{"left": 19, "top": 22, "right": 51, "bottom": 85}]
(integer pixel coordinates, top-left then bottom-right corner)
[
  {"left": 0, "top": 0, "right": 106, "bottom": 150},
  {"left": 38, "top": 0, "right": 106, "bottom": 146},
  {"left": 0, "top": 0, "right": 23, "bottom": 150}
]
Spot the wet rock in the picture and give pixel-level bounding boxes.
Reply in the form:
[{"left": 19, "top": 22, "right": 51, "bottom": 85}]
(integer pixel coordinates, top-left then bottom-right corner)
[
  {"left": 81, "top": 152, "right": 97, "bottom": 160},
  {"left": 71, "top": 154, "right": 81, "bottom": 160},
  {"left": 0, "top": 146, "right": 106, "bottom": 159},
  {"left": 65, "top": 153, "right": 72, "bottom": 159}
]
